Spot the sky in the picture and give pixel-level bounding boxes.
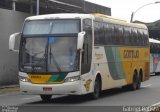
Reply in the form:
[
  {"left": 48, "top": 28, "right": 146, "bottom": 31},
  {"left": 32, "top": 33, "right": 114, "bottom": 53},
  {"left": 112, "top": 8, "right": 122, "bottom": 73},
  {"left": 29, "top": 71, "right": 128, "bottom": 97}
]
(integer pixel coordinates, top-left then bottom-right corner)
[{"left": 86, "top": 0, "right": 160, "bottom": 23}]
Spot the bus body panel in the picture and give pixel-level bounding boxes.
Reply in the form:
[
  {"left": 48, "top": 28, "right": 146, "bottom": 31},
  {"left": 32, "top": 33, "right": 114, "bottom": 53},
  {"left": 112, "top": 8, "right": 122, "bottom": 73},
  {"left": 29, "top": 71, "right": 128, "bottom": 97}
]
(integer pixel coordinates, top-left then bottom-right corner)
[
  {"left": 119, "top": 47, "right": 150, "bottom": 83},
  {"left": 19, "top": 72, "right": 83, "bottom": 95},
  {"left": 93, "top": 46, "right": 150, "bottom": 91},
  {"left": 93, "top": 46, "right": 127, "bottom": 90},
  {"left": 20, "top": 80, "right": 82, "bottom": 95}
]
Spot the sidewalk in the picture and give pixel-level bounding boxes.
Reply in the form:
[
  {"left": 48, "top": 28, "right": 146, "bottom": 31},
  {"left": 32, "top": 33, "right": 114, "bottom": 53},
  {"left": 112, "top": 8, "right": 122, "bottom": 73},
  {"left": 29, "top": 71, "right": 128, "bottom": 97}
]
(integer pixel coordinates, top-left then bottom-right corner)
[{"left": 0, "top": 84, "right": 20, "bottom": 94}]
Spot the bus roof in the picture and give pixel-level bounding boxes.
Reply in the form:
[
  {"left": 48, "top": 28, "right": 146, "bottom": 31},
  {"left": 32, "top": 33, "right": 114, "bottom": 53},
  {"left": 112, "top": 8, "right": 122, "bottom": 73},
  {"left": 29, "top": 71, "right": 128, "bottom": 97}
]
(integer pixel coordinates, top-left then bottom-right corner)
[
  {"left": 25, "top": 13, "right": 93, "bottom": 21},
  {"left": 93, "top": 13, "right": 148, "bottom": 29},
  {"left": 149, "top": 38, "right": 160, "bottom": 44},
  {"left": 25, "top": 13, "right": 147, "bottom": 29}
]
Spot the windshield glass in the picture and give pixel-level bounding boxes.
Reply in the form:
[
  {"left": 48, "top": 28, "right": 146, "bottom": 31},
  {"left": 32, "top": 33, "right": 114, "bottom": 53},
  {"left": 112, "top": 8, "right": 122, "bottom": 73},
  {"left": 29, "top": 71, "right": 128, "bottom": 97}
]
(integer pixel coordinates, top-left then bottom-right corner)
[
  {"left": 20, "top": 37, "right": 78, "bottom": 73},
  {"left": 23, "top": 20, "right": 80, "bottom": 35}
]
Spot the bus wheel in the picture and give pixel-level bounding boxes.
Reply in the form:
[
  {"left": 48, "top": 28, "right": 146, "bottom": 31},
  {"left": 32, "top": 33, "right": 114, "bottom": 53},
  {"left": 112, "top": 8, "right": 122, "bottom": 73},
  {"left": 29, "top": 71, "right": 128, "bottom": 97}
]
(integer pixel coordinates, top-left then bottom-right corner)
[
  {"left": 155, "top": 72, "right": 160, "bottom": 75},
  {"left": 137, "top": 75, "right": 142, "bottom": 89},
  {"left": 91, "top": 77, "right": 101, "bottom": 99},
  {"left": 130, "top": 72, "right": 138, "bottom": 90},
  {"left": 40, "top": 95, "right": 52, "bottom": 102}
]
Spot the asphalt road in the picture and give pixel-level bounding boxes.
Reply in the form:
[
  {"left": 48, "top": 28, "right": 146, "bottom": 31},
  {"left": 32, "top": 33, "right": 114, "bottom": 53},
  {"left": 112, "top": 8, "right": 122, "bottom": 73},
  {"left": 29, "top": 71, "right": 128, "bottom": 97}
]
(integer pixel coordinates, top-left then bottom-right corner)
[{"left": 0, "top": 75, "right": 160, "bottom": 112}]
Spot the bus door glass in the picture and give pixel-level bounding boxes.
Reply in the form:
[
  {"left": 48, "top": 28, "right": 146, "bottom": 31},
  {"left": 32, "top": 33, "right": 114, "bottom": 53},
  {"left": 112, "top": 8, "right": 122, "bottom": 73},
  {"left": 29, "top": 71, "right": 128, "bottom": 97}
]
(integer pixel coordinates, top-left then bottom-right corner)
[{"left": 82, "top": 19, "right": 92, "bottom": 74}]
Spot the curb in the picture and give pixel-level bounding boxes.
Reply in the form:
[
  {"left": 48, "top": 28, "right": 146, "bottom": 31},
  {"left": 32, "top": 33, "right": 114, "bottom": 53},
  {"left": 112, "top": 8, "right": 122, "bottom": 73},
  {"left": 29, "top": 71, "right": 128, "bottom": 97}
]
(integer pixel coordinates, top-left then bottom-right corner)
[
  {"left": 0, "top": 84, "right": 19, "bottom": 89},
  {"left": 0, "top": 84, "right": 20, "bottom": 94}
]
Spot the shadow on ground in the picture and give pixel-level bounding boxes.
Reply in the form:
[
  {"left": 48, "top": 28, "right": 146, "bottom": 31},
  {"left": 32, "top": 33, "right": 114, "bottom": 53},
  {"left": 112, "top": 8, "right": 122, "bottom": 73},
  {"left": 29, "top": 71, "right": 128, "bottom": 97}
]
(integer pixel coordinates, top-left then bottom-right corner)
[{"left": 26, "top": 87, "right": 144, "bottom": 105}]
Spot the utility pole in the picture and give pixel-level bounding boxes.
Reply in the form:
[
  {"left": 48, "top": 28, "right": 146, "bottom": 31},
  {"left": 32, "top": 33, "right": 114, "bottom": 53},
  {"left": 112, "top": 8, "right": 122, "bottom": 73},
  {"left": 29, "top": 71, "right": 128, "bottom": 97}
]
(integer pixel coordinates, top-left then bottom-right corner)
[
  {"left": 130, "top": 1, "right": 160, "bottom": 22},
  {"left": 36, "top": 0, "right": 39, "bottom": 15},
  {"left": 12, "top": 0, "right": 16, "bottom": 11}
]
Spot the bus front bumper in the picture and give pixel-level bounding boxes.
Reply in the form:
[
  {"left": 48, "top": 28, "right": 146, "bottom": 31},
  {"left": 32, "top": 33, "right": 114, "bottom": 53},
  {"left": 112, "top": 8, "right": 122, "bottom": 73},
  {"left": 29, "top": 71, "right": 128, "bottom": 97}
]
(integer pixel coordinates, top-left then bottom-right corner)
[{"left": 20, "top": 81, "right": 82, "bottom": 95}]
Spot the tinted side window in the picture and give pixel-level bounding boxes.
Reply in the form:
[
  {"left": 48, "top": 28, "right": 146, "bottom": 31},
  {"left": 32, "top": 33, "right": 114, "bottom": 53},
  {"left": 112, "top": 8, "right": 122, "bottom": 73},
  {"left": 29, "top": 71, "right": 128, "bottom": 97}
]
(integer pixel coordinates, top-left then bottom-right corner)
[
  {"left": 151, "top": 43, "right": 160, "bottom": 53},
  {"left": 94, "top": 21, "right": 149, "bottom": 47},
  {"left": 114, "top": 25, "right": 124, "bottom": 45},
  {"left": 94, "top": 21, "right": 105, "bottom": 45},
  {"left": 124, "top": 27, "right": 130, "bottom": 45}
]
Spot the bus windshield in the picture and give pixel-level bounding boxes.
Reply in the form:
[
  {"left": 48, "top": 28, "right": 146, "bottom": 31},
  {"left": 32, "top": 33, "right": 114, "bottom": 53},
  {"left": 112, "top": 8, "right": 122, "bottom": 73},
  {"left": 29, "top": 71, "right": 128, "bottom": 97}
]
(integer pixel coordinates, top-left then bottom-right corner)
[
  {"left": 20, "top": 19, "right": 80, "bottom": 73},
  {"left": 20, "top": 37, "right": 78, "bottom": 73}
]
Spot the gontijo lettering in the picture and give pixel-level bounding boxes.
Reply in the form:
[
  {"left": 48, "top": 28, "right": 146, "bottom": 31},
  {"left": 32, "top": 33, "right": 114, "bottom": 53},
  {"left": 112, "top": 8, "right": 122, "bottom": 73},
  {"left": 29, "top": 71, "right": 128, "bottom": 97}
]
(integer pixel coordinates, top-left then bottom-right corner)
[{"left": 124, "top": 50, "right": 139, "bottom": 58}]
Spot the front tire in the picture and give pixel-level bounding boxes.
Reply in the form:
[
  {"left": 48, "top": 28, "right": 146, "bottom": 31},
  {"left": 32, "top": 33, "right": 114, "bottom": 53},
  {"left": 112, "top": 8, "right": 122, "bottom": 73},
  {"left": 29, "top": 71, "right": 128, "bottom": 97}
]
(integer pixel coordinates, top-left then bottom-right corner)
[
  {"left": 155, "top": 72, "right": 160, "bottom": 75},
  {"left": 91, "top": 77, "right": 101, "bottom": 99},
  {"left": 40, "top": 95, "right": 52, "bottom": 102}
]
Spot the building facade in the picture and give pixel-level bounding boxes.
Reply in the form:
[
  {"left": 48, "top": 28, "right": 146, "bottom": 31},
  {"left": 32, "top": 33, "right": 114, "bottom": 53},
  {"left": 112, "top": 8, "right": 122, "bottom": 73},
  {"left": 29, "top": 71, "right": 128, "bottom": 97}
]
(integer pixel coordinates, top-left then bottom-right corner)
[{"left": 0, "top": 0, "right": 111, "bottom": 86}]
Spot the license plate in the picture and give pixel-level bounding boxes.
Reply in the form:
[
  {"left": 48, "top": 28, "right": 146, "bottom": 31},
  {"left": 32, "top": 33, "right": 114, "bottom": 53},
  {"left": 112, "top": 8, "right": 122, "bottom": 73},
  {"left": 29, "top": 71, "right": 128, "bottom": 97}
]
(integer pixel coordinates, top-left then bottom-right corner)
[{"left": 43, "top": 87, "right": 52, "bottom": 91}]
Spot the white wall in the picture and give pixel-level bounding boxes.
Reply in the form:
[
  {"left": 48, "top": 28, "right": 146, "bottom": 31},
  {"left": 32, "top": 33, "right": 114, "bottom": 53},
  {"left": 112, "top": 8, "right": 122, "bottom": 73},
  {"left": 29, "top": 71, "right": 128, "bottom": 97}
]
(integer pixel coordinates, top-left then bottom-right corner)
[{"left": 0, "top": 8, "right": 30, "bottom": 86}]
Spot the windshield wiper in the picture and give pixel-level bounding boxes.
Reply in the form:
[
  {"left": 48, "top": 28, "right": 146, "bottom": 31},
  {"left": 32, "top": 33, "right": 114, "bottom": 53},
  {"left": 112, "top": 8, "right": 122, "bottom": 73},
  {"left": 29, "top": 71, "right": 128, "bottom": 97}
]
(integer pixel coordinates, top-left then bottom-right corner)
[{"left": 49, "top": 44, "right": 62, "bottom": 72}]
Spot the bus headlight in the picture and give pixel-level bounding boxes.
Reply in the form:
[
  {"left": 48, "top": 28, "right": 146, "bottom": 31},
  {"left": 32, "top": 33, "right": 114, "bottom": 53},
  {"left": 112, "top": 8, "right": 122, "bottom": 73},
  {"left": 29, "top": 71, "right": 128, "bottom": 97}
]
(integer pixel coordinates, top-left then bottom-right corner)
[
  {"left": 64, "top": 76, "right": 80, "bottom": 82},
  {"left": 19, "top": 76, "right": 30, "bottom": 82}
]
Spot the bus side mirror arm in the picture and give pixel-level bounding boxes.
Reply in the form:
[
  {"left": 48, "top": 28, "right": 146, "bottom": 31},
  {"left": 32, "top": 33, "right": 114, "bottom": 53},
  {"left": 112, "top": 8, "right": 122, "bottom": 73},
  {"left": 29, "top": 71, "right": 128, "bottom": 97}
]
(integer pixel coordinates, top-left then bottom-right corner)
[
  {"left": 9, "top": 32, "right": 21, "bottom": 52},
  {"left": 77, "top": 31, "right": 85, "bottom": 76},
  {"left": 77, "top": 31, "right": 86, "bottom": 50}
]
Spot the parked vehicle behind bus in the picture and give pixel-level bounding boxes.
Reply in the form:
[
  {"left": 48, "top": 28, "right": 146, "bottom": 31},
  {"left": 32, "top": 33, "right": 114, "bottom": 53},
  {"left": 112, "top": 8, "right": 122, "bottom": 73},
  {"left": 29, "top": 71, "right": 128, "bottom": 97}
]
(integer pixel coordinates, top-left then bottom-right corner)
[
  {"left": 149, "top": 38, "right": 160, "bottom": 75},
  {"left": 9, "top": 13, "right": 150, "bottom": 101}
]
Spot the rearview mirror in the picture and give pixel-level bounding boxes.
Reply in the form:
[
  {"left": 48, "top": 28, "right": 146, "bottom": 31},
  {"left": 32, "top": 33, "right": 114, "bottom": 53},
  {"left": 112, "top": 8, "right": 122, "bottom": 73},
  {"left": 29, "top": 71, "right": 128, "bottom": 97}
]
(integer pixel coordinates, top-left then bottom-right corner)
[
  {"left": 77, "top": 31, "right": 86, "bottom": 50},
  {"left": 9, "top": 32, "right": 21, "bottom": 52}
]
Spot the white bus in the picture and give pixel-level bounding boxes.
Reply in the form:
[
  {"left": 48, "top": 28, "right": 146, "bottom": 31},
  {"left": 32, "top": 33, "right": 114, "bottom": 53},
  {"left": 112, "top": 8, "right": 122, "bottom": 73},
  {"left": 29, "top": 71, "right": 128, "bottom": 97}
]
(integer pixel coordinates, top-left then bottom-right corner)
[
  {"left": 149, "top": 38, "right": 160, "bottom": 75},
  {"left": 9, "top": 13, "right": 150, "bottom": 101}
]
